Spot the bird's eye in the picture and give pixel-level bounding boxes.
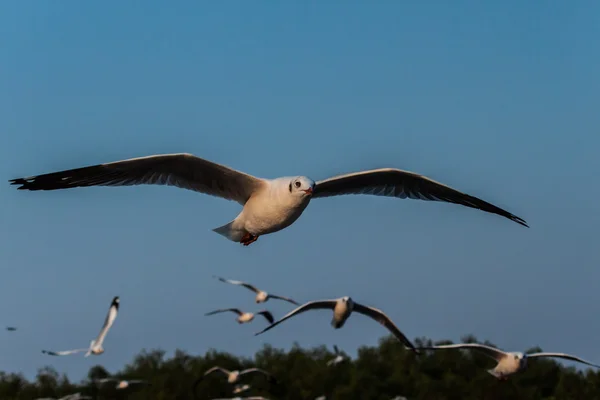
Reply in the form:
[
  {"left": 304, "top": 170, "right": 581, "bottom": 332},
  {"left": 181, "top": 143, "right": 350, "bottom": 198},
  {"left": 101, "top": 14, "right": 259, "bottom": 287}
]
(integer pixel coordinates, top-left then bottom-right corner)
[{"left": 294, "top": 181, "right": 301, "bottom": 188}]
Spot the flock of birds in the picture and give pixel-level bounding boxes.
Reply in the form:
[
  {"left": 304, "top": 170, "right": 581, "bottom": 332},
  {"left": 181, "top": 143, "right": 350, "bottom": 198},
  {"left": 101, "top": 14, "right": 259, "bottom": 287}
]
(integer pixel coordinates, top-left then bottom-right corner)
[{"left": 8, "top": 152, "right": 600, "bottom": 399}]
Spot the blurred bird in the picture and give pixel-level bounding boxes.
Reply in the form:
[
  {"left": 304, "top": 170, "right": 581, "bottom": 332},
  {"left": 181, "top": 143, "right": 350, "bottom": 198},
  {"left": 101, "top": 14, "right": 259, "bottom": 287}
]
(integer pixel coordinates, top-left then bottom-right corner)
[
  {"left": 214, "top": 276, "right": 299, "bottom": 305},
  {"left": 205, "top": 308, "right": 274, "bottom": 325},
  {"left": 41, "top": 296, "right": 120, "bottom": 357},
  {"left": 255, "top": 296, "right": 418, "bottom": 353},
  {"left": 420, "top": 342, "right": 600, "bottom": 379}
]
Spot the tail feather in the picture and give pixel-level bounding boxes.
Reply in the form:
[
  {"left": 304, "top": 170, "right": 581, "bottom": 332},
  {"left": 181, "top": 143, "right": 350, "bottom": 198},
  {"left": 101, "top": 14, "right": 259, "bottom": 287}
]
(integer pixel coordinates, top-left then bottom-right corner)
[
  {"left": 212, "top": 220, "right": 244, "bottom": 242},
  {"left": 85, "top": 340, "right": 95, "bottom": 357}
]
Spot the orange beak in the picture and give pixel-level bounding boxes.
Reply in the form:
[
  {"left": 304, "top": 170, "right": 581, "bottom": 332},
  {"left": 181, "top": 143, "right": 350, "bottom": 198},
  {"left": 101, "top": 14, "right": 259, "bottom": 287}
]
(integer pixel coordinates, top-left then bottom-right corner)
[{"left": 303, "top": 187, "right": 313, "bottom": 195}]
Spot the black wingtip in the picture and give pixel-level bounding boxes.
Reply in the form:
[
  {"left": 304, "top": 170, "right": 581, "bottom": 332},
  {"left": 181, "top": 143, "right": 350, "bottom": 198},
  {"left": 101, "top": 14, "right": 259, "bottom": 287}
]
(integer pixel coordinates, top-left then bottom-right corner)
[
  {"left": 512, "top": 215, "right": 529, "bottom": 228},
  {"left": 9, "top": 178, "right": 28, "bottom": 189}
]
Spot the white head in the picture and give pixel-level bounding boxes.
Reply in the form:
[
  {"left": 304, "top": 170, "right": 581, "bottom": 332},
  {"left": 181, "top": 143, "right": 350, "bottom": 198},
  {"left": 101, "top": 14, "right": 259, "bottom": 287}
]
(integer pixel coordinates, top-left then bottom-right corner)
[
  {"left": 341, "top": 296, "right": 354, "bottom": 307},
  {"left": 256, "top": 291, "right": 268, "bottom": 303},
  {"left": 288, "top": 176, "right": 315, "bottom": 198},
  {"left": 511, "top": 352, "right": 527, "bottom": 369}
]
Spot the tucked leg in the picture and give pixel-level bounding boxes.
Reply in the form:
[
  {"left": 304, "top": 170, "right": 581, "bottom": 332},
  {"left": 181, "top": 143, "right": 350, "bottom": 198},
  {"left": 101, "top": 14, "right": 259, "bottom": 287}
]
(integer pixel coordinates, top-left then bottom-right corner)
[{"left": 240, "top": 232, "right": 259, "bottom": 246}]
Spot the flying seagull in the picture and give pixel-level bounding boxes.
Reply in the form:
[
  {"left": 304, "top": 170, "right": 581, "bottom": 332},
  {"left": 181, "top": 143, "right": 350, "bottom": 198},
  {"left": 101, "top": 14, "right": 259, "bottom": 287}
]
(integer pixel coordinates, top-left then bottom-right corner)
[
  {"left": 254, "top": 296, "right": 418, "bottom": 353},
  {"left": 210, "top": 397, "right": 270, "bottom": 400},
  {"left": 9, "top": 153, "right": 528, "bottom": 246},
  {"left": 205, "top": 308, "right": 274, "bottom": 325},
  {"left": 420, "top": 342, "right": 600, "bottom": 380},
  {"left": 96, "top": 378, "right": 150, "bottom": 389},
  {"left": 232, "top": 384, "right": 251, "bottom": 394},
  {"left": 214, "top": 276, "right": 299, "bottom": 305},
  {"left": 327, "top": 345, "right": 347, "bottom": 366},
  {"left": 41, "top": 296, "right": 119, "bottom": 357},
  {"left": 200, "top": 366, "right": 275, "bottom": 384}
]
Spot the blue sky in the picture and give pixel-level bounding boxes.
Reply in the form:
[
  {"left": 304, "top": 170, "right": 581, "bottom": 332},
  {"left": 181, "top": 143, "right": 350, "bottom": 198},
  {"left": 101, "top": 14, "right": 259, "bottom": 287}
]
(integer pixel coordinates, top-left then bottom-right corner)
[{"left": 1, "top": 1, "right": 599, "bottom": 382}]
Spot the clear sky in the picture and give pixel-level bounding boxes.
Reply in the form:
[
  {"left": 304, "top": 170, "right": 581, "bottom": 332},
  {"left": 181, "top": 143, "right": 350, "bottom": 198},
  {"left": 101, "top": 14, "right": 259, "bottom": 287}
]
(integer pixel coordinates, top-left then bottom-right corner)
[{"left": 1, "top": 0, "right": 599, "bottom": 382}]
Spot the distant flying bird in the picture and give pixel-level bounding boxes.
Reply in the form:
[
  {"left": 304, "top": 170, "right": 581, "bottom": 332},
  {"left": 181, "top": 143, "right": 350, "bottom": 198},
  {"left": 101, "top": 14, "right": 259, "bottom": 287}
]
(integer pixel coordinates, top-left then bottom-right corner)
[
  {"left": 232, "top": 384, "right": 251, "bottom": 394},
  {"left": 193, "top": 367, "right": 276, "bottom": 396},
  {"left": 211, "top": 397, "right": 270, "bottom": 400},
  {"left": 327, "top": 345, "right": 347, "bottom": 366},
  {"left": 42, "top": 296, "right": 120, "bottom": 358},
  {"left": 35, "top": 394, "right": 92, "bottom": 400},
  {"left": 205, "top": 308, "right": 274, "bottom": 325},
  {"left": 96, "top": 378, "right": 150, "bottom": 389},
  {"left": 420, "top": 342, "right": 600, "bottom": 379},
  {"left": 5, "top": 327, "right": 17, "bottom": 331},
  {"left": 10, "top": 153, "right": 528, "bottom": 246},
  {"left": 255, "top": 296, "right": 418, "bottom": 353},
  {"left": 213, "top": 276, "right": 299, "bottom": 305},
  {"left": 203, "top": 367, "right": 275, "bottom": 384}
]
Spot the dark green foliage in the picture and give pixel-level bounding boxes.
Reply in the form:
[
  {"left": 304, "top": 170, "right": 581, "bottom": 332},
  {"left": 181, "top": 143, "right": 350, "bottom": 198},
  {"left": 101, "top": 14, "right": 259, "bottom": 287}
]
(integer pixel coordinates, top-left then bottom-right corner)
[{"left": 3, "top": 335, "right": 600, "bottom": 399}]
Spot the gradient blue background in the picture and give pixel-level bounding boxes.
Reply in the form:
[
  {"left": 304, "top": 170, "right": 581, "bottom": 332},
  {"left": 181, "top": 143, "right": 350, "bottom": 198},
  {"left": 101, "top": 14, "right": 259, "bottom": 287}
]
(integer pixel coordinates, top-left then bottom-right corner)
[{"left": 2, "top": 1, "right": 599, "bottom": 381}]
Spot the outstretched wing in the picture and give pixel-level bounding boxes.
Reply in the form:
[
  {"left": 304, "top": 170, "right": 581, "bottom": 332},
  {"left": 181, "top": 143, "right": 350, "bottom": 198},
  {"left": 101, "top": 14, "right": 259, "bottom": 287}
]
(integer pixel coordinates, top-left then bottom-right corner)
[
  {"left": 268, "top": 293, "right": 300, "bottom": 306},
  {"left": 256, "top": 311, "right": 274, "bottom": 324},
  {"left": 213, "top": 276, "right": 260, "bottom": 293},
  {"left": 353, "top": 303, "right": 417, "bottom": 353},
  {"left": 419, "top": 343, "right": 506, "bottom": 361},
  {"left": 42, "top": 348, "right": 88, "bottom": 356},
  {"left": 313, "top": 168, "right": 527, "bottom": 227},
  {"left": 205, "top": 308, "right": 243, "bottom": 317},
  {"left": 254, "top": 300, "right": 338, "bottom": 336},
  {"left": 239, "top": 368, "right": 276, "bottom": 383},
  {"left": 10, "top": 153, "right": 265, "bottom": 206},
  {"left": 93, "top": 296, "right": 119, "bottom": 347},
  {"left": 528, "top": 352, "right": 600, "bottom": 368}
]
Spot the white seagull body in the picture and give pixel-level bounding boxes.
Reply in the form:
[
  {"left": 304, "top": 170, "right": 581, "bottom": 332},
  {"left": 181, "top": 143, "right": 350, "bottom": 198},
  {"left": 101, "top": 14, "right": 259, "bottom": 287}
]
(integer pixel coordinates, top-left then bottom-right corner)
[
  {"left": 214, "top": 276, "right": 299, "bottom": 305},
  {"left": 41, "top": 296, "right": 119, "bottom": 358},
  {"left": 254, "top": 296, "right": 418, "bottom": 353},
  {"left": 205, "top": 308, "right": 274, "bottom": 325},
  {"left": 211, "top": 397, "right": 270, "bottom": 400},
  {"left": 232, "top": 384, "right": 251, "bottom": 394},
  {"left": 10, "top": 153, "right": 528, "bottom": 246},
  {"left": 96, "top": 378, "right": 149, "bottom": 389},
  {"left": 421, "top": 342, "right": 600, "bottom": 379}
]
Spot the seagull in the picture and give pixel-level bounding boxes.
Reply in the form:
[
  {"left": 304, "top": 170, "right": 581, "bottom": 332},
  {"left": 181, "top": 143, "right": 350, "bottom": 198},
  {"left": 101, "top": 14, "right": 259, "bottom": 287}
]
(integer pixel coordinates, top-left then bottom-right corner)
[
  {"left": 193, "top": 367, "right": 276, "bottom": 395},
  {"left": 211, "top": 397, "right": 270, "bottom": 400},
  {"left": 35, "top": 394, "right": 92, "bottom": 400},
  {"left": 205, "top": 308, "right": 274, "bottom": 325},
  {"left": 327, "top": 345, "right": 347, "bottom": 366},
  {"left": 232, "top": 384, "right": 251, "bottom": 394},
  {"left": 214, "top": 276, "right": 299, "bottom": 305},
  {"left": 41, "top": 296, "right": 119, "bottom": 357},
  {"left": 420, "top": 342, "right": 600, "bottom": 380},
  {"left": 96, "top": 378, "right": 150, "bottom": 389},
  {"left": 9, "top": 153, "right": 528, "bottom": 246},
  {"left": 254, "top": 296, "right": 418, "bottom": 353}
]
